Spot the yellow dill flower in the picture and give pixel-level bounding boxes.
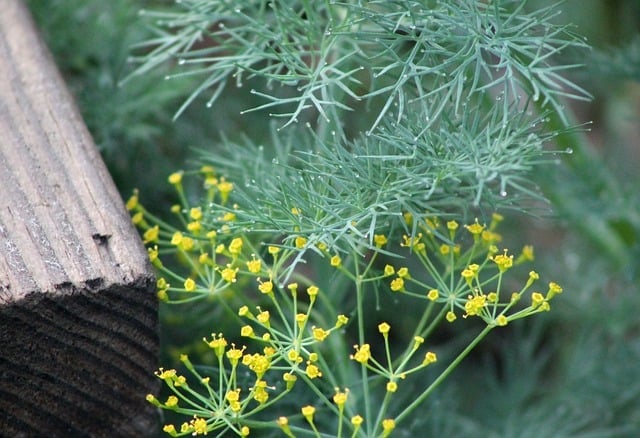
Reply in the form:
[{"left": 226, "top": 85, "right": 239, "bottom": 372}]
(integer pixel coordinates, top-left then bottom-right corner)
[
  {"left": 386, "top": 381, "right": 398, "bottom": 393},
  {"left": 220, "top": 265, "right": 238, "bottom": 283},
  {"left": 336, "top": 314, "right": 349, "bottom": 327},
  {"left": 307, "top": 285, "right": 319, "bottom": 298},
  {"left": 295, "top": 313, "right": 308, "bottom": 328},
  {"left": 226, "top": 346, "right": 244, "bottom": 364},
  {"left": 156, "top": 277, "right": 171, "bottom": 289},
  {"left": 168, "top": 171, "right": 183, "bottom": 185},
  {"left": 374, "top": 234, "right": 388, "bottom": 247},
  {"left": 333, "top": 390, "right": 348, "bottom": 409},
  {"left": 531, "top": 292, "right": 545, "bottom": 307},
  {"left": 198, "top": 252, "right": 210, "bottom": 265},
  {"left": 496, "top": 314, "right": 508, "bottom": 326},
  {"left": 390, "top": 277, "right": 404, "bottom": 291},
  {"left": 165, "top": 395, "right": 178, "bottom": 407},
  {"left": 246, "top": 257, "right": 261, "bottom": 274},
  {"left": 189, "top": 207, "right": 202, "bottom": 221},
  {"left": 187, "top": 221, "right": 201, "bottom": 233},
  {"left": 312, "top": 327, "right": 329, "bottom": 342},
  {"left": 246, "top": 354, "right": 271, "bottom": 377},
  {"left": 397, "top": 267, "right": 410, "bottom": 278},
  {"left": 492, "top": 251, "right": 514, "bottom": 272},
  {"left": 305, "top": 363, "right": 322, "bottom": 379},
  {"left": 282, "top": 373, "right": 298, "bottom": 391},
  {"left": 351, "top": 415, "right": 364, "bottom": 428},
  {"left": 277, "top": 417, "right": 293, "bottom": 437},
  {"left": 240, "top": 426, "right": 250, "bottom": 437},
  {"left": 446, "top": 311, "right": 457, "bottom": 322},
  {"left": 155, "top": 368, "right": 176, "bottom": 380},
  {"left": 143, "top": 225, "right": 159, "bottom": 244},
  {"left": 383, "top": 264, "right": 395, "bottom": 276},
  {"left": 465, "top": 220, "right": 485, "bottom": 235},
  {"left": 229, "top": 237, "right": 243, "bottom": 255},
  {"left": 171, "top": 232, "right": 183, "bottom": 246},
  {"left": 447, "top": 220, "right": 459, "bottom": 231},
  {"left": 427, "top": 289, "right": 439, "bottom": 301},
  {"left": 148, "top": 246, "right": 159, "bottom": 262},
  {"left": 218, "top": 179, "right": 233, "bottom": 203},
  {"left": 461, "top": 268, "right": 476, "bottom": 282},
  {"left": 401, "top": 233, "right": 423, "bottom": 249},
  {"left": 131, "top": 211, "right": 143, "bottom": 225},
  {"left": 291, "top": 207, "right": 301, "bottom": 216},
  {"left": 294, "top": 236, "right": 307, "bottom": 249},
  {"left": 378, "top": 322, "right": 391, "bottom": 335},
  {"left": 200, "top": 165, "right": 215, "bottom": 175},
  {"left": 162, "top": 424, "right": 176, "bottom": 436},
  {"left": 439, "top": 244, "right": 451, "bottom": 255},
  {"left": 258, "top": 280, "right": 273, "bottom": 294},
  {"left": 179, "top": 237, "right": 194, "bottom": 252},
  {"left": 257, "top": 311, "right": 270, "bottom": 325},
  {"left": 547, "top": 282, "right": 563, "bottom": 299},
  {"left": 204, "top": 174, "right": 218, "bottom": 189},
  {"left": 287, "top": 350, "right": 302, "bottom": 363},
  {"left": 330, "top": 255, "right": 342, "bottom": 267},
  {"left": 157, "top": 289, "right": 168, "bottom": 302},
  {"left": 225, "top": 389, "right": 240, "bottom": 402},
  {"left": 423, "top": 351, "right": 437, "bottom": 365},
  {"left": 191, "top": 417, "right": 207, "bottom": 435},
  {"left": 222, "top": 212, "right": 236, "bottom": 222},
  {"left": 351, "top": 344, "right": 371, "bottom": 364},
  {"left": 126, "top": 191, "right": 138, "bottom": 210},
  {"left": 268, "top": 245, "right": 280, "bottom": 255},
  {"left": 241, "top": 325, "right": 255, "bottom": 337},
  {"left": 464, "top": 295, "right": 487, "bottom": 316},
  {"left": 487, "top": 292, "right": 498, "bottom": 302},
  {"left": 521, "top": 245, "right": 535, "bottom": 261},
  {"left": 253, "top": 388, "right": 269, "bottom": 405},
  {"left": 205, "top": 334, "right": 227, "bottom": 355},
  {"left": 482, "top": 230, "right": 502, "bottom": 244},
  {"left": 302, "top": 405, "right": 316, "bottom": 424},
  {"left": 382, "top": 419, "right": 396, "bottom": 437},
  {"left": 183, "top": 278, "right": 196, "bottom": 292}
]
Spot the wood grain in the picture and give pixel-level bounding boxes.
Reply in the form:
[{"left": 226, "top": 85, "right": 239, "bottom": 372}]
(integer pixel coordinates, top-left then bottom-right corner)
[{"left": 0, "top": 1, "right": 159, "bottom": 435}]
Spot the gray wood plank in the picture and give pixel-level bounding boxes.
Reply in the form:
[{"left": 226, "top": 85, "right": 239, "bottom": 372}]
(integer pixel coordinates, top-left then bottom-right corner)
[{"left": 0, "top": 1, "right": 159, "bottom": 435}]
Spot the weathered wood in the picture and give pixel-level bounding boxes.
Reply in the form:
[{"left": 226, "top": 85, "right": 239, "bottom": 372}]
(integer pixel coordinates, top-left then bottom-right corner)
[{"left": 0, "top": 1, "right": 159, "bottom": 435}]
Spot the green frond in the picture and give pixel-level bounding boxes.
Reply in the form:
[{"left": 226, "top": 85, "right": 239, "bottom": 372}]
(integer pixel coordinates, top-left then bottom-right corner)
[{"left": 129, "top": 0, "right": 590, "bottom": 127}]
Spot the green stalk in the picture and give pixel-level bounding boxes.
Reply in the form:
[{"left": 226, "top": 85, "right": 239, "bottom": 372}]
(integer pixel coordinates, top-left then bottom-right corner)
[{"left": 394, "top": 324, "right": 494, "bottom": 424}]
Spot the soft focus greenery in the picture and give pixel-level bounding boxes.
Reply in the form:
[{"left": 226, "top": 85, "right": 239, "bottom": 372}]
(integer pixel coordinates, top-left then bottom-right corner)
[{"left": 29, "top": 0, "right": 640, "bottom": 436}]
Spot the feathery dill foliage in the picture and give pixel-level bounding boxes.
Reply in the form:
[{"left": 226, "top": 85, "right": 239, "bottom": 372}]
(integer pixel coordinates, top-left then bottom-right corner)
[
  {"left": 130, "top": 0, "right": 588, "bottom": 257},
  {"left": 128, "top": 1, "right": 589, "bottom": 435}
]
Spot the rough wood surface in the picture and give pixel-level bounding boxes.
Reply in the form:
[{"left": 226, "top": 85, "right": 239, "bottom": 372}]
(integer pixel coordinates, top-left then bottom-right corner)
[{"left": 0, "top": 1, "right": 159, "bottom": 435}]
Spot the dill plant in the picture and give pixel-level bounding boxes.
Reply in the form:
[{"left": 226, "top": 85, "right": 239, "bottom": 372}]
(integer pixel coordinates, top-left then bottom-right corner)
[{"left": 127, "top": 0, "right": 589, "bottom": 435}]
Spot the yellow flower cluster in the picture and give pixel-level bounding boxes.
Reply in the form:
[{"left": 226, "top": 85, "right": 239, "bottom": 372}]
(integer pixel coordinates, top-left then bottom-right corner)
[{"left": 137, "top": 170, "right": 565, "bottom": 437}]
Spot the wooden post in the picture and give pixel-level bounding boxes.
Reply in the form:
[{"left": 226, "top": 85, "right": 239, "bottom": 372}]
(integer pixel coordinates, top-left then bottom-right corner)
[{"left": 0, "top": 1, "right": 159, "bottom": 435}]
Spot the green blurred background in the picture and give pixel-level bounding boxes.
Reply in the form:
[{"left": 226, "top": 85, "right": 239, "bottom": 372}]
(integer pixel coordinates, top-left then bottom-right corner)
[{"left": 27, "top": 0, "right": 640, "bottom": 435}]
